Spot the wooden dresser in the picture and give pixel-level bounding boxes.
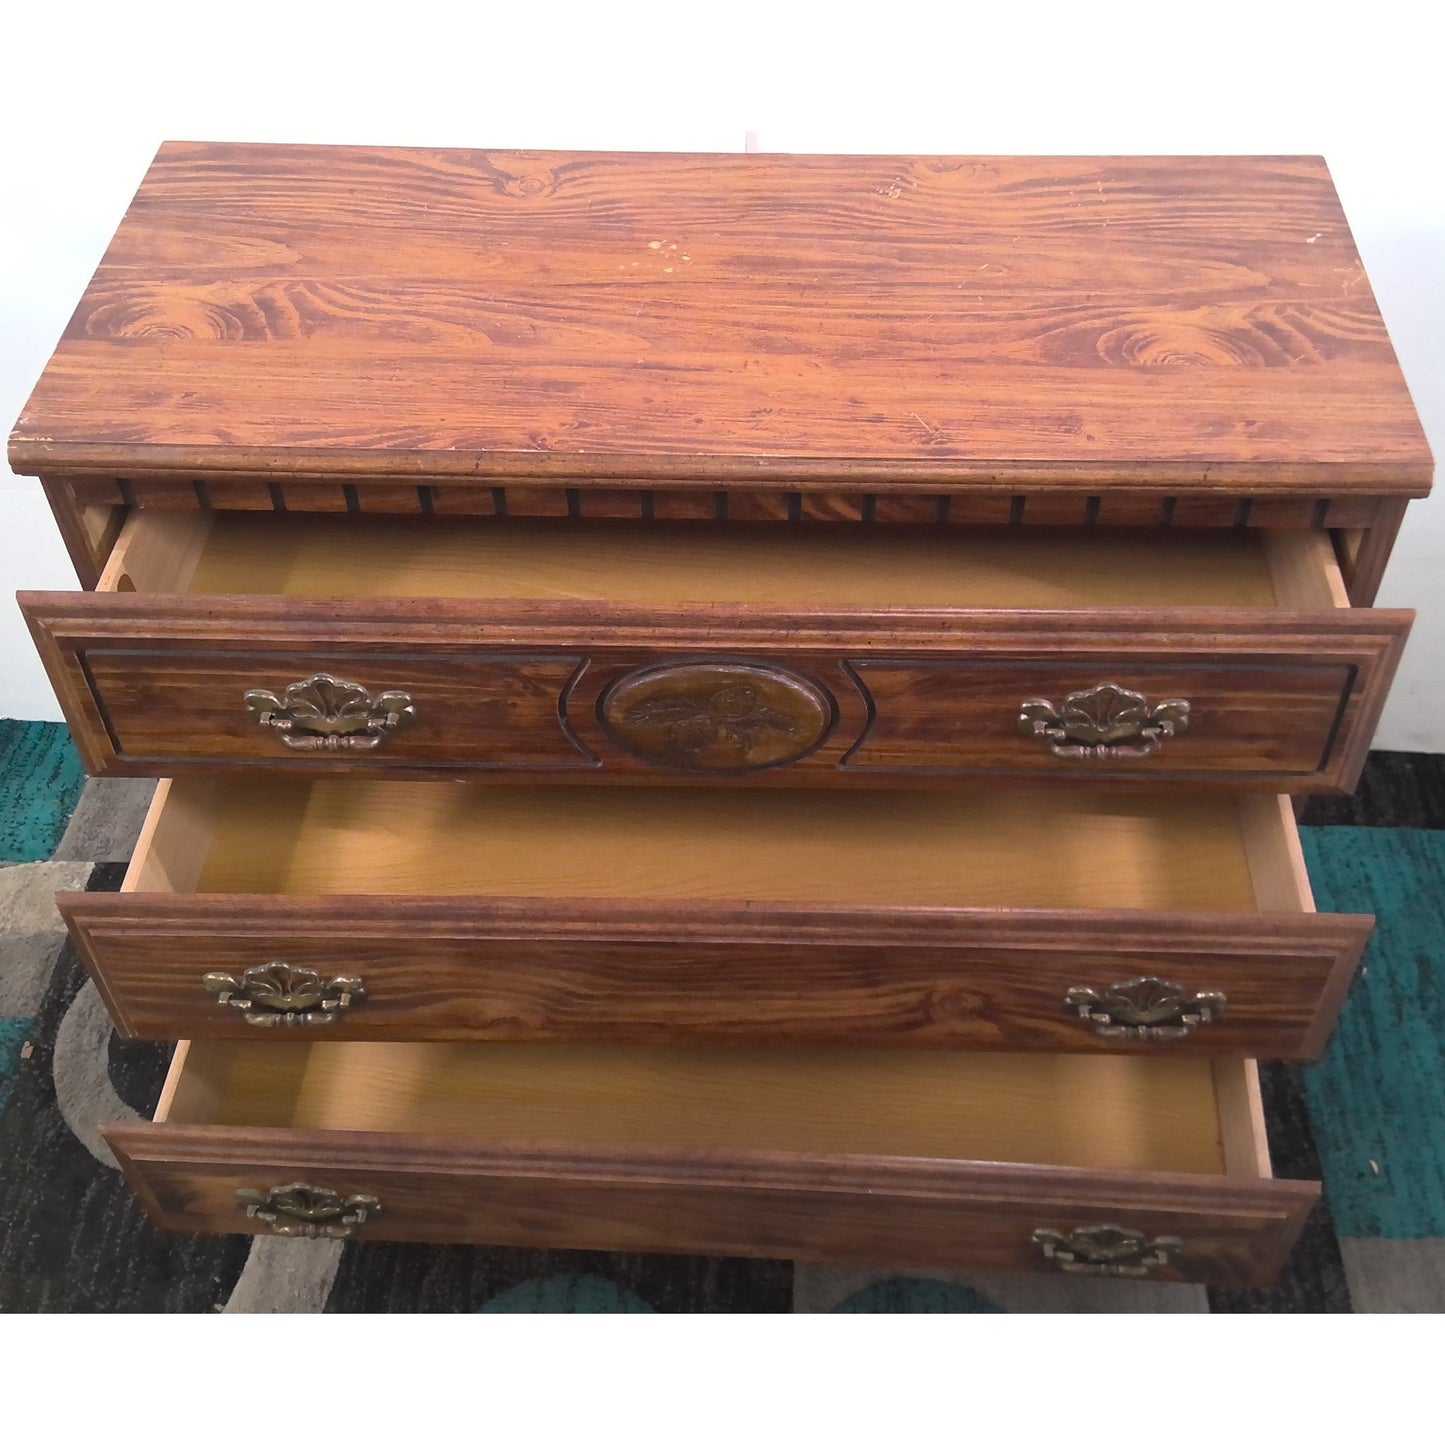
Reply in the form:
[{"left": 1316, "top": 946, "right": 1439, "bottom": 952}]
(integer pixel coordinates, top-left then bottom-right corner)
[{"left": 9, "top": 145, "right": 1432, "bottom": 1286}]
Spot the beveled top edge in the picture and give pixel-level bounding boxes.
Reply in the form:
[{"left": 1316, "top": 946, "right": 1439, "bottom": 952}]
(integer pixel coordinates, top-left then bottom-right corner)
[{"left": 10, "top": 443, "right": 1434, "bottom": 491}]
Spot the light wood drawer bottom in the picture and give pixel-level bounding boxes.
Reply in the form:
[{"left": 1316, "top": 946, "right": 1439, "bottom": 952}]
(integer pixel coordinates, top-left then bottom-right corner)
[{"left": 107, "top": 1040, "right": 1314, "bottom": 1285}]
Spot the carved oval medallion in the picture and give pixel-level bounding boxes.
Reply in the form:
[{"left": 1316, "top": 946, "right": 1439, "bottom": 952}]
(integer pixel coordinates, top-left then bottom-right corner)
[{"left": 599, "top": 662, "right": 835, "bottom": 772}]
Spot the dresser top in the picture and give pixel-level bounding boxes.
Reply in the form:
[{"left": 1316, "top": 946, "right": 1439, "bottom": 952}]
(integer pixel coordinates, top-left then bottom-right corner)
[{"left": 9, "top": 143, "right": 1432, "bottom": 493}]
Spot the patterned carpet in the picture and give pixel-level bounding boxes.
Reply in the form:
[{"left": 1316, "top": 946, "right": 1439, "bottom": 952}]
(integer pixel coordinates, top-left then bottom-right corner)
[{"left": 2, "top": 722, "right": 1443, "bottom": 1312}]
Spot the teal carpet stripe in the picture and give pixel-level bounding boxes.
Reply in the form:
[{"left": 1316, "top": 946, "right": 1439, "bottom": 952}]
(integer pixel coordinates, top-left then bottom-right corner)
[
  {"left": 1300, "top": 827, "right": 1445, "bottom": 1238},
  {"left": 0, "top": 721, "right": 85, "bottom": 863},
  {"left": 0, "top": 1018, "right": 32, "bottom": 1117}
]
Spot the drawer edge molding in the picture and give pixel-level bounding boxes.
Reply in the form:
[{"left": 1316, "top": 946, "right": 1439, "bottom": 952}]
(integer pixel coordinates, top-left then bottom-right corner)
[
  {"left": 61, "top": 892, "right": 1374, "bottom": 1058},
  {"left": 101, "top": 1121, "right": 1319, "bottom": 1287},
  {"left": 20, "top": 588, "right": 1419, "bottom": 649}
]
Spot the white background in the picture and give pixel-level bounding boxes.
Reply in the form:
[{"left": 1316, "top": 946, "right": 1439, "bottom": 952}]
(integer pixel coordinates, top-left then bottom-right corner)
[{"left": 3, "top": 1, "right": 1440, "bottom": 743}]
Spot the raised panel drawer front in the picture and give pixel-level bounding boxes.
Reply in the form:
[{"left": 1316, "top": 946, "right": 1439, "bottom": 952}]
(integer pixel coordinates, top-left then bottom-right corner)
[
  {"left": 105, "top": 1040, "right": 1314, "bottom": 1286},
  {"left": 21, "top": 511, "right": 1410, "bottom": 792},
  {"left": 61, "top": 778, "right": 1370, "bottom": 1057}
]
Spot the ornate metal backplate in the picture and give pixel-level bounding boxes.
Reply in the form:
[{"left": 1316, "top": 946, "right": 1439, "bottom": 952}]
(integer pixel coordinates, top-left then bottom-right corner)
[
  {"left": 1019, "top": 682, "right": 1190, "bottom": 760},
  {"left": 204, "top": 961, "right": 365, "bottom": 1026},
  {"left": 598, "top": 662, "right": 835, "bottom": 771},
  {"left": 243, "top": 673, "right": 415, "bottom": 752},
  {"left": 1064, "top": 975, "right": 1226, "bottom": 1042},
  {"left": 235, "top": 1183, "right": 380, "bottom": 1238},
  {"left": 1032, "top": 1224, "right": 1183, "bottom": 1278}
]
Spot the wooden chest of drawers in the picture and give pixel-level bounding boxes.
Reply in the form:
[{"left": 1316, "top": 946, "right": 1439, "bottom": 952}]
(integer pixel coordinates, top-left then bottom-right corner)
[{"left": 10, "top": 144, "right": 1432, "bottom": 1287}]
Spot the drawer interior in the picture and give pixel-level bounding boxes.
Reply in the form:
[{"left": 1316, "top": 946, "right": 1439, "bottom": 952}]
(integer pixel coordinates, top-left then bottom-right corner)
[
  {"left": 127, "top": 778, "right": 1312, "bottom": 915},
  {"left": 98, "top": 511, "right": 1348, "bottom": 610},
  {"left": 156, "top": 1037, "right": 1269, "bottom": 1180}
]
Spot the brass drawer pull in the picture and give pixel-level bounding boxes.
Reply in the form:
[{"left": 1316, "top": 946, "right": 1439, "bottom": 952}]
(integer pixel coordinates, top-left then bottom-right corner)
[
  {"left": 1032, "top": 1224, "right": 1183, "bottom": 1278},
  {"left": 1065, "top": 976, "right": 1226, "bottom": 1042},
  {"left": 244, "top": 673, "right": 415, "bottom": 752},
  {"left": 236, "top": 1184, "right": 380, "bottom": 1239},
  {"left": 204, "top": 962, "right": 365, "bottom": 1026},
  {"left": 1019, "top": 682, "right": 1189, "bottom": 759}
]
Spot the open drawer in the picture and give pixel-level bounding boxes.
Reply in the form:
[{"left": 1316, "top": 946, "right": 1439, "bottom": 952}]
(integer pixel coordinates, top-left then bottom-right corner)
[
  {"left": 21, "top": 511, "right": 1410, "bottom": 791},
  {"left": 62, "top": 777, "right": 1370, "bottom": 1057},
  {"left": 104, "top": 1038, "right": 1315, "bottom": 1285}
]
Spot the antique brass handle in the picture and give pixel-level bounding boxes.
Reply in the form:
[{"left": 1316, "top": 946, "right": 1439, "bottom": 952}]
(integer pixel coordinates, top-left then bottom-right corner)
[
  {"left": 204, "top": 962, "right": 365, "bottom": 1026},
  {"left": 1065, "top": 976, "right": 1226, "bottom": 1042},
  {"left": 235, "top": 1183, "right": 381, "bottom": 1239},
  {"left": 244, "top": 673, "right": 415, "bottom": 752},
  {"left": 1032, "top": 1224, "right": 1183, "bottom": 1278},
  {"left": 1019, "top": 682, "right": 1189, "bottom": 759}
]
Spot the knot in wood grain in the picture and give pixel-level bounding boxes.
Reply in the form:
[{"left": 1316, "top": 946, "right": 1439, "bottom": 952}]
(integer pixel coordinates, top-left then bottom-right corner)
[
  {"left": 83, "top": 294, "right": 250, "bottom": 342},
  {"left": 1095, "top": 322, "right": 1272, "bottom": 368}
]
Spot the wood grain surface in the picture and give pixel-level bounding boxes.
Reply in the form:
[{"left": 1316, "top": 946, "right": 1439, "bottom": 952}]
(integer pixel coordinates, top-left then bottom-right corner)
[
  {"left": 105, "top": 1044, "right": 1317, "bottom": 1283},
  {"left": 20, "top": 589, "right": 1410, "bottom": 790},
  {"left": 62, "top": 892, "right": 1372, "bottom": 1057},
  {"left": 180, "top": 514, "right": 1285, "bottom": 606},
  {"left": 58, "top": 775, "right": 1370, "bottom": 1056},
  {"left": 171, "top": 779, "right": 1262, "bottom": 909},
  {"left": 155, "top": 1040, "right": 1232, "bottom": 1169},
  {"left": 106, "top": 1122, "right": 1317, "bottom": 1285},
  {"left": 9, "top": 145, "right": 1431, "bottom": 492},
  {"left": 54, "top": 475, "right": 1401, "bottom": 528}
]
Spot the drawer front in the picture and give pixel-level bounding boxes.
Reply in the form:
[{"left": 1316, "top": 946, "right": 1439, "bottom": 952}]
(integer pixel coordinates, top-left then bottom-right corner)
[
  {"left": 23, "top": 594, "right": 1410, "bottom": 790},
  {"left": 105, "top": 1123, "right": 1316, "bottom": 1288},
  {"left": 63, "top": 895, "right": 1371, "bottom": 1058},
  {"left": 78, "top": 651, "right": 598, "bottom": 772}
]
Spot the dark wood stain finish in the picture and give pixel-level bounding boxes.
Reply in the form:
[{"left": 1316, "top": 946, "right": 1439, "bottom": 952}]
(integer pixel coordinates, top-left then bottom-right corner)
[
  {"left": 105, "top": 1122, "right": 1318, "bottom": 1287},
  {"left": 53, "top": 476, "right": 1407, "bottom": 529},
  {"left": 21, "top": 591, "right": 1411, "bottom": 792},
  {"left": 34, "top": 478, "right": 1407, "bottom": 601},
  {"left": 63, "top": 893, "right": 1371, "bottom": 1058},
  {"left": 597, "top": 661, "right": 835, "bottom": 772}
]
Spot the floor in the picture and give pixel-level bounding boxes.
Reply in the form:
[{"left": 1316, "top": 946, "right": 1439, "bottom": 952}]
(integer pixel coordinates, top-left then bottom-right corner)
[{"left": 2, "top": 721, "right": 1443, "bottom": 1311}]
